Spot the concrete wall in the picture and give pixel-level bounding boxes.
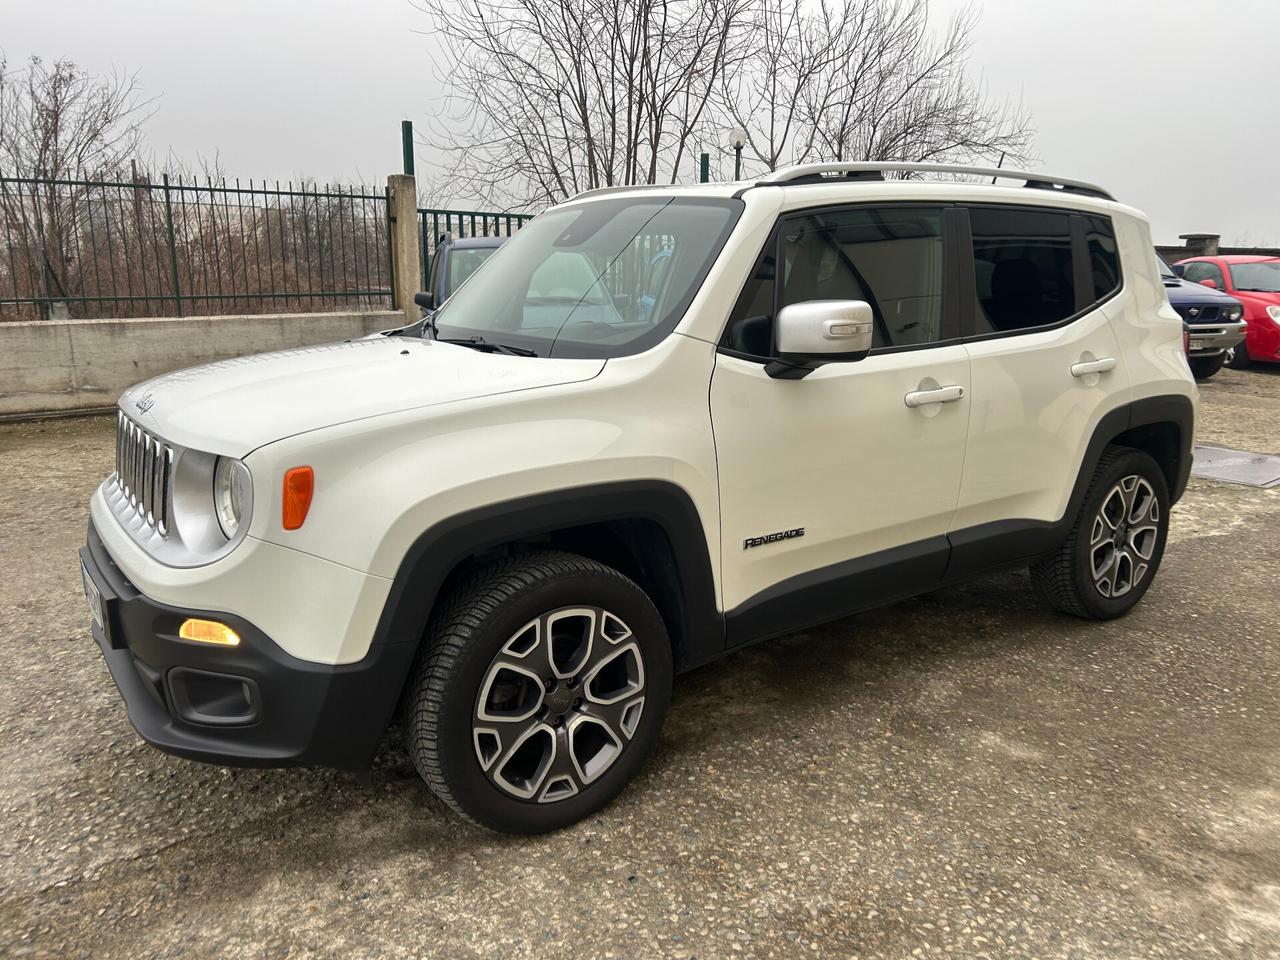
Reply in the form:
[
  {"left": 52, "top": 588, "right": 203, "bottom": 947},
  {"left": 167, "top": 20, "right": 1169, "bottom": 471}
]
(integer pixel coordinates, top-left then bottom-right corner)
[
  {"left": 0, "top": 311, "right": 402, "bottom": 419},
  {"left": 1157, "top": 233, "right": 1280, "bottom": 266}
]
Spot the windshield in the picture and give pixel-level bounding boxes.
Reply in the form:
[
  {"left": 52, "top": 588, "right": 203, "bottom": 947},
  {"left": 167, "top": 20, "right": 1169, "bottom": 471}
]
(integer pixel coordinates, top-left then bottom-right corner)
[
  {"left": 431, "top": 197, "right": 742, "bottom": 358},
  {"left": 1229, "top": 261, "right": 1280, "bottom": 293},
  {"left": 447, "top": 247, "right": 500, "bottom": 294},
  {"left": 1155, "top": 253, "right": 1179, "bottom": 281}
]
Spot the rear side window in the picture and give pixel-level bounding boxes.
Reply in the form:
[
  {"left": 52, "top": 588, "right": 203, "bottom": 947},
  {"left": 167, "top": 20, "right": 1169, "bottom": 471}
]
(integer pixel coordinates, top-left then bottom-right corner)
[
  {"left": 721, "top": 205, "right": 946, "bottom": 357},
  {"left": 970, "top": 207, "right": 1075, "bottom": 333},
  {"left": 1085, "top": 216, "right": 1121, "bottom": 301}
]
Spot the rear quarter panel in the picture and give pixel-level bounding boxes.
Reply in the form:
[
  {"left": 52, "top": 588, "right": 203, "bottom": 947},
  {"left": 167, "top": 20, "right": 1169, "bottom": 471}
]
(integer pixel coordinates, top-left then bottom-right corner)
[{"left": 1107, "top": 211, "right": 1198, "bottom": 420}]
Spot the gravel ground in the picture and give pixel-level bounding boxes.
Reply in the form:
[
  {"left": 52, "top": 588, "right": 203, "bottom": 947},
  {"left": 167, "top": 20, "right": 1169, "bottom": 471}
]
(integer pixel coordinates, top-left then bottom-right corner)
[{"left": 1, "top": 366, "right": 1279, "bottom": 959}]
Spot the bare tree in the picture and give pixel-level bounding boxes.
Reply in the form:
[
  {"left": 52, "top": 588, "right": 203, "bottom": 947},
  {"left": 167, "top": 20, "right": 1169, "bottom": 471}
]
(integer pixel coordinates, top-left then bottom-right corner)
[
  {"left": 720, "top": 0, "right": 1031, "bottom": 175},
  {"left": 421, "top": 0, "right": 1031, "bottom": 203},
  {"left": 805, "top": 0, "right": 1032, "bottom": 169},
  {"left": 0, "top": 55, "right": 152, "bottom": 317},
  {"left": 417, "top": 0, "right": 750, "bottom": 208}
]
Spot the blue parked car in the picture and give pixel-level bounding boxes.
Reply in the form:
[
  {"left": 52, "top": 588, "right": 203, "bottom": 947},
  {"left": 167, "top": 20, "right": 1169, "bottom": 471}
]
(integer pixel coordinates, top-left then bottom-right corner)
[{"left": 1157, "top": 253, "right": 1246, "bottom": 380}]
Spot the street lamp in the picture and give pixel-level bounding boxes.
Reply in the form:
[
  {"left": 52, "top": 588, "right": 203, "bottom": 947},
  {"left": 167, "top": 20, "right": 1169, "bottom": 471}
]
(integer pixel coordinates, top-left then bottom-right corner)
[{"left": 727, "top": 127, "right": 747, "bottom": 181}]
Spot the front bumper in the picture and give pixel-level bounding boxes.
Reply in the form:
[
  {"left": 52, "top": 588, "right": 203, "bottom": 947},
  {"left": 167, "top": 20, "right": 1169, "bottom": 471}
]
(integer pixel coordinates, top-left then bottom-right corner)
[
  {"left": 80, "top": 521, "right": 415, "bottom": 769},
  {"left": 1186, "top": 320, "right": 1246, "bottom": 357}
]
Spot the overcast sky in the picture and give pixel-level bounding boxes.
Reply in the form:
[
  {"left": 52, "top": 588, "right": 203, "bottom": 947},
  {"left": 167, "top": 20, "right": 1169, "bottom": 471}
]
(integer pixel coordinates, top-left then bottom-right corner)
[{"left": 4, "top": 0, "right": 1277, "bottom": 245}]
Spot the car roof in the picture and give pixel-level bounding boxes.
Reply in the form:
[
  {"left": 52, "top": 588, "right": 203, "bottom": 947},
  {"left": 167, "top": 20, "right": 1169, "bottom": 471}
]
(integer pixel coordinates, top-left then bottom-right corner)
[{"left": 1215, "top": 254, "right": 1280, "bottom": 263}]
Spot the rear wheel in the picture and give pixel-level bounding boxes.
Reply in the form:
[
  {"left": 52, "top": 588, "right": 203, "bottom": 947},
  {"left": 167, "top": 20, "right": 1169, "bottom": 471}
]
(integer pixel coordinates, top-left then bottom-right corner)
[
  {"left": 1225, "top": 340, "right": 1251, "bottom": 369},
  {"left": 1189, "top": 354, "right": 1225, "bottom": 380},
  {"left": 407, "top": 551, "right": 672, "bottom": 833},
  {"left": 1030, "top": 447, "right": 1170, "bottom": 620}
]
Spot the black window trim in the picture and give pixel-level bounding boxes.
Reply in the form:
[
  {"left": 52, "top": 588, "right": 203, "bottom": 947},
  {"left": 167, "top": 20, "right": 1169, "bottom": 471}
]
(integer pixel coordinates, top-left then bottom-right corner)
[
  {"left": 716, "top": 199, "right": 967, "bottom": 364},
  {"left": 958, "top": 202, "right": 1125, "bottom": 344}
]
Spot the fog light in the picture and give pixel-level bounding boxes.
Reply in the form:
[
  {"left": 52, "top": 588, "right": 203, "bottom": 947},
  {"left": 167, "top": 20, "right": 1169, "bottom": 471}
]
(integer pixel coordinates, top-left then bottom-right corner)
[{"left": 179, "top": 618, "right": 241, "bottom": 647}]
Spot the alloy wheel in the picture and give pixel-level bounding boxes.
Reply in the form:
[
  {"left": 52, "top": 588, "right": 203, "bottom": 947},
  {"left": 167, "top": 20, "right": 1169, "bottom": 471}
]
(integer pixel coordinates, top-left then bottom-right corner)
[
  {"left": 1089, "top": 474, "right": 1160, "bottom": 598},
  {"left": 472, "top": 606, "right": 646, "bottom": 803}
]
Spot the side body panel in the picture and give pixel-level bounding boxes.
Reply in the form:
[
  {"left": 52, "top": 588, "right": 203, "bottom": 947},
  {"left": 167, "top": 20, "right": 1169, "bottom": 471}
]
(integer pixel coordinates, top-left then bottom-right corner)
[
  {"left": 952, "top": 311, "right": 1131, "bottom": 531},
  {"left": 1107, "top": 216, "right": 1199, "bottom": 417},
  {"left": 711, "top": 347, "right": 970, "bottom": 614}
]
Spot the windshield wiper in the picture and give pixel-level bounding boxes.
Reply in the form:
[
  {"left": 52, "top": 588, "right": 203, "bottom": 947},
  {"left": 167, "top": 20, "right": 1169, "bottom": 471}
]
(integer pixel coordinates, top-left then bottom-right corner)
[{"left": 439, "top": 335, "right": 538, "bottom": 357}]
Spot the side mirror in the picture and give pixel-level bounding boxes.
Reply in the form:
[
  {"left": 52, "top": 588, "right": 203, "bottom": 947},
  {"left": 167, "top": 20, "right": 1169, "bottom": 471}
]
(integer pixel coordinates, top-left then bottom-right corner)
[
  {"left": 1198, "top": 278, "right": 1218, "bottom": 290},
  {"left": 766, "top": 300, "right": 874, "bottom": 380},
  {"left": 414, "top": 291, "right": 436, "bottom": 311}
]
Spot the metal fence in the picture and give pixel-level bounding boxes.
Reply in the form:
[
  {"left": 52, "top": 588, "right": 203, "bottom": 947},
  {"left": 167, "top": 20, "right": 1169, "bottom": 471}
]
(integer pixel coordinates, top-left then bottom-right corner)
[
  {"left": 0, "top": 174, "right": 398, "bottom": 321},
  {"left": 417, "top": 207, "right": 533, "bottom": 286},
  {"left": 0, "top": 171, "right": 539, "bottom": 322}
]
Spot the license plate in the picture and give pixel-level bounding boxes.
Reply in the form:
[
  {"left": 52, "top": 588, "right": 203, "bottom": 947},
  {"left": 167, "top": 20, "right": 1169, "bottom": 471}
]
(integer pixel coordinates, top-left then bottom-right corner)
[{"left": 81, "top": 562, "right": 104, "bottom": 632}]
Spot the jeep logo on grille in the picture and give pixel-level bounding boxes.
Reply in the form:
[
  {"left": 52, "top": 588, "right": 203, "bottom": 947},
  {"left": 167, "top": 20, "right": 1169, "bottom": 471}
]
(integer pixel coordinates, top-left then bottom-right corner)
[
  {"left": 744, "top": 527, "right": 805, "bottom": 550},
  {"left": 134, "top": 393, "right": 155, "bottom": 414}
]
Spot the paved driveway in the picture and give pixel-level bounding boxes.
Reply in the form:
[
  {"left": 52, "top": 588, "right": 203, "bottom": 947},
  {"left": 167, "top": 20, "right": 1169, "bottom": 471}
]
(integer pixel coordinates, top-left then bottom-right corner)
[{"left": 1, "top": 368, "right": 1278, "bottom": 959}]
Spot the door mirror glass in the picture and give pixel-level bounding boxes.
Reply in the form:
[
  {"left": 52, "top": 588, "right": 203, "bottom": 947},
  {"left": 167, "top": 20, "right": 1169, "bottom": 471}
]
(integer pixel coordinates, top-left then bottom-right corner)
[{"left": 768, "top": 300, "right": 873, "bottom": 379}]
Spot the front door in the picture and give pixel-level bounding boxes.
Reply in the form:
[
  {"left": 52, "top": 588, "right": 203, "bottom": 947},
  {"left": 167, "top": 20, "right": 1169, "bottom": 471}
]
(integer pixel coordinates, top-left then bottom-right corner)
[{"left": 711, "top": 204, "right": 970, "bottom": 644}]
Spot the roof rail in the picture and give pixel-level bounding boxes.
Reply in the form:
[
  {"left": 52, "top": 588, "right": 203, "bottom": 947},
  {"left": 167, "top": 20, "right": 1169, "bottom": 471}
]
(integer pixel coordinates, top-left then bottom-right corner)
[
  {"left": 568, "top": 182, "right": 685, "bottom": 202},
  {"left": 755, "top": 162, "right": 1115, "bottom": 201}
]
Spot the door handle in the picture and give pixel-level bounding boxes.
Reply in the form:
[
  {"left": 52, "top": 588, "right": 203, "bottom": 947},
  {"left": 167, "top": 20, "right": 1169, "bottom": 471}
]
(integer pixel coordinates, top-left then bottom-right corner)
[
  {"left": 1070, "top": 357, "right": 1117, "bottom": 378},
  {"left": 904, "top": 384, "right": 965, "bottom": 408}
]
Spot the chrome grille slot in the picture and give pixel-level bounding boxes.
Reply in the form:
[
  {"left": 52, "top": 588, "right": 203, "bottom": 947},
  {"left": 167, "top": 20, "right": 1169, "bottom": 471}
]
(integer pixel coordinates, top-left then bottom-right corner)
[{"left": 114, "top": 411, "right": 173, "bottom": 537}]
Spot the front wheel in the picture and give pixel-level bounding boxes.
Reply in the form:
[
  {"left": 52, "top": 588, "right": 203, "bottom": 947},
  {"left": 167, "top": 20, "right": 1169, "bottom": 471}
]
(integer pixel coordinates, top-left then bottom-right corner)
[
  {"left": 407, "top": 552, "right": 672, "bottom": 833},
  {"left": 1189, "top": 354, "right": 1225, "bottom": 380},
  {"left": 1030, "top": 447, "right": 1170, "bottom": 620}
]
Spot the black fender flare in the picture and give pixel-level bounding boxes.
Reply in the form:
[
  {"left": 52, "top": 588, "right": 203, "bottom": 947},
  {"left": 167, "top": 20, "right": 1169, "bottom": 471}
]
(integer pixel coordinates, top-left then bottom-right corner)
[{"left": 369, "top": 480, "right": 724, "bottom": 662}]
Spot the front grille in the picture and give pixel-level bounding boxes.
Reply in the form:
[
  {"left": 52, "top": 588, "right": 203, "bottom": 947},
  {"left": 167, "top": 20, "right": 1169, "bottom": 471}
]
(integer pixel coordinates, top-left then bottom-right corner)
[
  {"left": 114, "top": 412, "right": 174, "bottom": 536},
  {"left": 1178, "top": 304, "right": 1220, "bottom": 322}
]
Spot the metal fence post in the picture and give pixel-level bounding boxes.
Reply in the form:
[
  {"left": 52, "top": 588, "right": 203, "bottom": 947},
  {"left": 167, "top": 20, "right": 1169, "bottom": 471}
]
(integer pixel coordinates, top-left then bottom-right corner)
[
  {"left": 699, "top": 152, "right": 710, "bottom": 184},
  {"left": 161, "top": 173, "right": 183, "bottom": 317},
  {"left": 401, "top": 121, "right": 415, "bottom": 176},
  {"left": 386, "top": 173, "right": 421, "bottom": 323}
]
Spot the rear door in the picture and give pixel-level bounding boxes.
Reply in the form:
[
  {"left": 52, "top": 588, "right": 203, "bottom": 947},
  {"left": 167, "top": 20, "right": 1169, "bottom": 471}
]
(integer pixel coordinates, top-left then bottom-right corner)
[{"left": 949, "top": 205, "right": 1129, "bottom": 570}]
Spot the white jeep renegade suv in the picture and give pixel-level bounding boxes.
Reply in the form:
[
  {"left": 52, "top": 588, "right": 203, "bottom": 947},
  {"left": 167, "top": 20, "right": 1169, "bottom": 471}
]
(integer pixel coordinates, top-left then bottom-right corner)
[{"left": 81, "top": 162, "right": 1196, "bottom": 833}]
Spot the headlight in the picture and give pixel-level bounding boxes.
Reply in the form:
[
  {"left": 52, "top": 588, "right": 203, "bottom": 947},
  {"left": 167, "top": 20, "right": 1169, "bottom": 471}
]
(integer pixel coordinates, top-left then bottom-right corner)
[
  {"left": 212, "top": 457, "right": 252, "bottom": 539},
  {"left": 1226, "top": 305, "right": 1243, "bottom": 321},
  {"left": 1268, "top": 305, "right": 1280, "bottom": 324}
]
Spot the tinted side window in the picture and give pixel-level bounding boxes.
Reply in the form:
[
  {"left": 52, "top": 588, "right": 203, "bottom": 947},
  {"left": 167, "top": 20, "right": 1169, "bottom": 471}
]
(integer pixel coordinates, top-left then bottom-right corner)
[
  {"left": 721, "top": 206, "right": 945, "bottom": 356},
  {"left": 969, "top": 207, "right": 1075, "bottom": 333},
  {"left": 1086, "top": 215, "right": 1121, "bottom": 300}
]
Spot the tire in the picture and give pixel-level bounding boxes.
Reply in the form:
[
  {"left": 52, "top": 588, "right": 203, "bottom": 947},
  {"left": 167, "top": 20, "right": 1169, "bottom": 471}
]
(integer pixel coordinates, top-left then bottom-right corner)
[
  {"left": 1030, "top": 447, "right": 1170, "bottom": 620},
  {"left": 407, "top": 551, "right": 672, "bottom": 833},
  {"left": 1225, "top": 340, "right": 1251, "bottom": 369},
  {"left": 1188, "top": 354, "right": 1225, "bottom": 380}
]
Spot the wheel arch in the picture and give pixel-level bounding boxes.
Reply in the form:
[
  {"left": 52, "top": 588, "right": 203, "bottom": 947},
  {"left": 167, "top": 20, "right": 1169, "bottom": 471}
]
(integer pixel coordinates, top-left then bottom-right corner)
[
  {"left": 1090, "top": 394, "right": 1194, "bottom": 508},
  {"left": 371, "top": 481, "right": 724, "bottom": 682}
]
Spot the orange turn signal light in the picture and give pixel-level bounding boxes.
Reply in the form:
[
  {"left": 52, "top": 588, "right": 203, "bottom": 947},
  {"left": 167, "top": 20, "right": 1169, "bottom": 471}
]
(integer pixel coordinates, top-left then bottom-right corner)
[
  {"left": 179, "top": 618, "right": 241, "bottom": 647},
  {"left": 282, "top": 466, "right": 315, "bottom": 531}
]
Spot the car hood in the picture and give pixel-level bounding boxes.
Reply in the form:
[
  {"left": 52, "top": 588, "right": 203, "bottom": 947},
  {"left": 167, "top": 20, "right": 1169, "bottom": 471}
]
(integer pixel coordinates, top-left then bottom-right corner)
[
  {"left": 1165, "top": 279, "right": 1240, "bottom": 306},
  {"left": 118, "top": 336, "right": 605, "bottom": 457}
]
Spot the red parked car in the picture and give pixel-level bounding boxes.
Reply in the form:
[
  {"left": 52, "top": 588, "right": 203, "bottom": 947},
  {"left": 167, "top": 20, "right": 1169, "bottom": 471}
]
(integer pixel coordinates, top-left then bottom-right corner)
[{"left": 1174, "top": 255, "right": 1280, "bottom": 368}]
